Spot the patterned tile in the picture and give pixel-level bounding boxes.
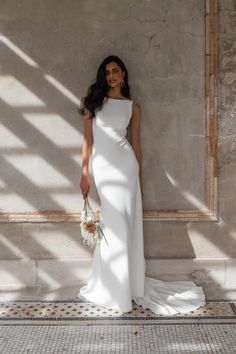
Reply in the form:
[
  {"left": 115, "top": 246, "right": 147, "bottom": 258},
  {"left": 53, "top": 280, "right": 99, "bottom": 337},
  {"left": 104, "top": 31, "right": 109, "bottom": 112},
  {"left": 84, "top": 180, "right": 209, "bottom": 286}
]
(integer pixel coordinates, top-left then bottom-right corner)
[{"left": 0, "top": 299, "right": 235, "bottom": 322}]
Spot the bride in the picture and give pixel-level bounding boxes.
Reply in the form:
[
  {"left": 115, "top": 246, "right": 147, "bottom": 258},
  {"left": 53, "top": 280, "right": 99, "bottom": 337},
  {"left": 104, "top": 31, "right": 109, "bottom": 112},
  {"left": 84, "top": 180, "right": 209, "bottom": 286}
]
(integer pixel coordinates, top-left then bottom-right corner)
[{"left": 77, "top": 54, "right": 206, "bottom": 315}]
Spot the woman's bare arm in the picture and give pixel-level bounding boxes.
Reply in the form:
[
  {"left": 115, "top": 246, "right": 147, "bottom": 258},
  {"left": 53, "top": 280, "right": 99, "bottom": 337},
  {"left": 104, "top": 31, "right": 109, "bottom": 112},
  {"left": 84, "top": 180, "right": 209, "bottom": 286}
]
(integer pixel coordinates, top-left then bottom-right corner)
[
  {"left": 80, "top": 111, "right": 93, "bottom": 197},
  {"left": 130, "top": 102, "right": 144, "bottom": 199}
]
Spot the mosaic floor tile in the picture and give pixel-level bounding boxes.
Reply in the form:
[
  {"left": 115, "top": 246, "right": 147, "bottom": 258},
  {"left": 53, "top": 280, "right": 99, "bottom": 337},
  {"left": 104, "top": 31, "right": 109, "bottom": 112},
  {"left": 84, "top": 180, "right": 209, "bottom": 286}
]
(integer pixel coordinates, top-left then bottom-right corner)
[{"left": 1, "top": 323, "right": 236, "bottom": 353}]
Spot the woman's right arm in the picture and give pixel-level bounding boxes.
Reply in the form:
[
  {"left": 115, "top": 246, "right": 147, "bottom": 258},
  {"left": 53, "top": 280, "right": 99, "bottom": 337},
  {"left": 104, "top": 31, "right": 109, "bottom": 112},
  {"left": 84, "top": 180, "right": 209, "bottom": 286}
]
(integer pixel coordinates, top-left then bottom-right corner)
[{"left": 80, "top": 111, "right": 93, "bottom": 198}]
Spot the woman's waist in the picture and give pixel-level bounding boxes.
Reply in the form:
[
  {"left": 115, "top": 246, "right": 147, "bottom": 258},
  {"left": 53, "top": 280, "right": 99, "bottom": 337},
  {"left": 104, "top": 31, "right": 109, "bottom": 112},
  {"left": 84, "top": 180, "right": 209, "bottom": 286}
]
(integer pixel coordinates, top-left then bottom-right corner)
[
  {"left": 92, "top": 139, "right": 138, "bottom": 164},
  {"left": 93, "top": 126, "right": 127, "bottom": 140}
]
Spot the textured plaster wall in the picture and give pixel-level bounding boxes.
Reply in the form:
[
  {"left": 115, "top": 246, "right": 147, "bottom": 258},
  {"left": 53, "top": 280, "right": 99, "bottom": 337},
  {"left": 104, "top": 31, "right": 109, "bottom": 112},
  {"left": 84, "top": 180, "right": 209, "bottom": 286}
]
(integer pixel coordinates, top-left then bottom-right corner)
[
  {"left": 0, "top": 0, "right": 236, "bottom": 295},
  {"left": 0, "top": 0, "right": 206, "bottom": 212}
]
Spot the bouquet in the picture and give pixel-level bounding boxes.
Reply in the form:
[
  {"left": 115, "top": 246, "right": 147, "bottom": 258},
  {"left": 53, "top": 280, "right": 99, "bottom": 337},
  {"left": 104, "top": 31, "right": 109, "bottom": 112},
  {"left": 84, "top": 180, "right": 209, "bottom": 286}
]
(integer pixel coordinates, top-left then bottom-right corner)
[{"left": 80, "top": 196, "right": 108, "bottom": 250}]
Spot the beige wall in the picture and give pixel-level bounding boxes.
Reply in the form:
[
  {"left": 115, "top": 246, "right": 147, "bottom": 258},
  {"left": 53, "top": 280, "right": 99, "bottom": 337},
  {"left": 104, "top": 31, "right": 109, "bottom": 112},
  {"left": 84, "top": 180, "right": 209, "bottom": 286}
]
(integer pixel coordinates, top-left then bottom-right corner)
[{"left": 0, "top": 0, "right": 235, "bottom": 299}]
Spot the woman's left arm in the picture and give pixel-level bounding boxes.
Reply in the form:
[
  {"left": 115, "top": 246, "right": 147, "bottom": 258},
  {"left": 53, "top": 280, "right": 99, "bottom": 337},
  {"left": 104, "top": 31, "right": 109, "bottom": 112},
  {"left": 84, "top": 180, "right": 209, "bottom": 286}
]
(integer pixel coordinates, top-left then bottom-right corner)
[{"left": 130, "top": 101, "right": 144, "bottom": 200}]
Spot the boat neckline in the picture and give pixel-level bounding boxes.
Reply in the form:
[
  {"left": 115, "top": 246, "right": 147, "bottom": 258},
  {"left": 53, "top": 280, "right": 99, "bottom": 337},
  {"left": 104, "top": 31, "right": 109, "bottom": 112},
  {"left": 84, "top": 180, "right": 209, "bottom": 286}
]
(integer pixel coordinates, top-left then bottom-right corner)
[{"left": 105, "top": 97, "right": 132, "bottom": 101}]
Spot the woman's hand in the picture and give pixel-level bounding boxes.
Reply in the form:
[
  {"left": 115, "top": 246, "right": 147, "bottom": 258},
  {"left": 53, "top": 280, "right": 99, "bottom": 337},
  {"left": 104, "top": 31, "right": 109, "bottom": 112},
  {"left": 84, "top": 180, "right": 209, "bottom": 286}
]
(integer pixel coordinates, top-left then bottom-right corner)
[{"left": 80, "top": 174, "right": 90, "bottom": 198}]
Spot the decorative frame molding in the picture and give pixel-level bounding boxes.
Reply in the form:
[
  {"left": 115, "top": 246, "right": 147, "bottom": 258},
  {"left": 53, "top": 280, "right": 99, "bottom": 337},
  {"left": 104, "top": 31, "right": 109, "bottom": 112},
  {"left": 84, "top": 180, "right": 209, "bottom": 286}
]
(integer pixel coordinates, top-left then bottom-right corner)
[{"left": 0, "top": 0, "right": 218, "bottom": 223}]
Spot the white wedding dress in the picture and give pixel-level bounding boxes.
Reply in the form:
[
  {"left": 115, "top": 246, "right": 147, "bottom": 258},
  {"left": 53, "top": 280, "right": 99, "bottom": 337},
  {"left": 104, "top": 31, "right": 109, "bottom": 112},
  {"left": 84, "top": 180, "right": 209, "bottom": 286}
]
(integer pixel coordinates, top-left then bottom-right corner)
[{"left": 78, "top": 97, "right": 206, "bottom": 315}]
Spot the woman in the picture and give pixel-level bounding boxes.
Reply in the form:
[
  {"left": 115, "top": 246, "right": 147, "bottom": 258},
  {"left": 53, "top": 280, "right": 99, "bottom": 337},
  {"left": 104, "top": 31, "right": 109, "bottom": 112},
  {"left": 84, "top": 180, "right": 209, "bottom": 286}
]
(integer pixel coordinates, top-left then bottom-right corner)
[{"left": 77, "top": 55, "right": 206, "bottom": 315}]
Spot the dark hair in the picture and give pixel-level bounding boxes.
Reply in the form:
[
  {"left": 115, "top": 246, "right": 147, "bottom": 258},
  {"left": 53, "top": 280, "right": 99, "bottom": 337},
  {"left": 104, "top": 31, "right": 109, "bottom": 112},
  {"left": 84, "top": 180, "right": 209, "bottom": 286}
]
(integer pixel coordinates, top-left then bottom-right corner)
[{"left": 78, "top": 55, "right": 132, "bottom": 118}]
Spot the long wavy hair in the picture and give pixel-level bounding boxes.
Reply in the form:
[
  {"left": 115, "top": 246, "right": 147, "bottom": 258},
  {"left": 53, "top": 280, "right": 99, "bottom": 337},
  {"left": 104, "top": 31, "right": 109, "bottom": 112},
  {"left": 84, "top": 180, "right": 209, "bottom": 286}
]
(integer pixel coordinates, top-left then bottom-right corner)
[{"left": 78, "top": 55, "right": 132, "bottom": 118}]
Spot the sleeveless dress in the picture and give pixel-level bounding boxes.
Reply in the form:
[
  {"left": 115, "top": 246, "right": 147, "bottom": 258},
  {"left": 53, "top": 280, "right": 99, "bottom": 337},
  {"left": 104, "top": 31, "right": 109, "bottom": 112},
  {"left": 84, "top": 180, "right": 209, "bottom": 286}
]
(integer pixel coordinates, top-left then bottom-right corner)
[{"left": 78, "top": 97, "right": 206, "bottom": 315}]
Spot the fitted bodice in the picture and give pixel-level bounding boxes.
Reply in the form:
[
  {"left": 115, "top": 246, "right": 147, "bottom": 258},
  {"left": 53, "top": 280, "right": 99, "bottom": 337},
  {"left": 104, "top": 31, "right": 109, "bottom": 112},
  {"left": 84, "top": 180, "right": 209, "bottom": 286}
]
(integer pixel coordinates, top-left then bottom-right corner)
[
  {"left": 92, "top": 98, "right": 133, "bottom": 145},
  {"left": 91, "top": 97, "right": 137, "bottom": 172}
]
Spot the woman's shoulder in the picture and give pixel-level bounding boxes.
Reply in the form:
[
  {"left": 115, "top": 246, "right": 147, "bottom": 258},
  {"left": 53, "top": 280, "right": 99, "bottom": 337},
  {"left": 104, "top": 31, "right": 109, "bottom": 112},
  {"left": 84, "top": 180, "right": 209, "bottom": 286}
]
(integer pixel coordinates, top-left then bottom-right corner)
[
  {"left": 83, "top": 109, "right": 93, "bottom": 120},
  {"left": 131, "top": 100, "right": 142, "bottom": 111}
]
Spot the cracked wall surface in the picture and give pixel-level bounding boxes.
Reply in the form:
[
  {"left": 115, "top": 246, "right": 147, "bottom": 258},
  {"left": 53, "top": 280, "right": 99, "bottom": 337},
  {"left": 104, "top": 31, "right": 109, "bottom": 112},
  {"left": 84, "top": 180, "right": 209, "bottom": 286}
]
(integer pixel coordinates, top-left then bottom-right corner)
[{"left": 0, "top": 0, "right": 205, "bottom": 211}]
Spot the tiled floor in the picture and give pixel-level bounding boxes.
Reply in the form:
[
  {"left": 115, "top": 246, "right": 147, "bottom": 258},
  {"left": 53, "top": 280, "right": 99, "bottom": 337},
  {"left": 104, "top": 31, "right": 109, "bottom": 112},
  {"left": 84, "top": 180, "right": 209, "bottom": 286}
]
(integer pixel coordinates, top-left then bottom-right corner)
[
  {"left": 1, "top": 323, "right": 236, "bottom": 353},
  {"left": 0, "top": 298, "right": 236, "bottom": 353},
  {"left": 0, "top": 298, "right": 236, "bottom": 323}
]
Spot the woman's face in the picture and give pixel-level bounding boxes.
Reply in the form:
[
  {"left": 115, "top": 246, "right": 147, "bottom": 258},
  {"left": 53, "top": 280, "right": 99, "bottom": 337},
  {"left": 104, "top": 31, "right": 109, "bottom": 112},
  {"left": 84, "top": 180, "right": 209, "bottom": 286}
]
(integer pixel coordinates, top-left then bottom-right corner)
[{"left": 105, "top": 62, "right": 125, "bottom": 88}]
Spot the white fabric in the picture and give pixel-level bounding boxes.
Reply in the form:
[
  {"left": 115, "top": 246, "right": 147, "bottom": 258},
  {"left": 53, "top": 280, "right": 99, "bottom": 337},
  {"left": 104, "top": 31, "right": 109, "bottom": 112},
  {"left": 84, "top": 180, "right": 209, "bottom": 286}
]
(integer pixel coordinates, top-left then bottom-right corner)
[{"left": 78, "top": 97, "right": 206, "bottom": 315}]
